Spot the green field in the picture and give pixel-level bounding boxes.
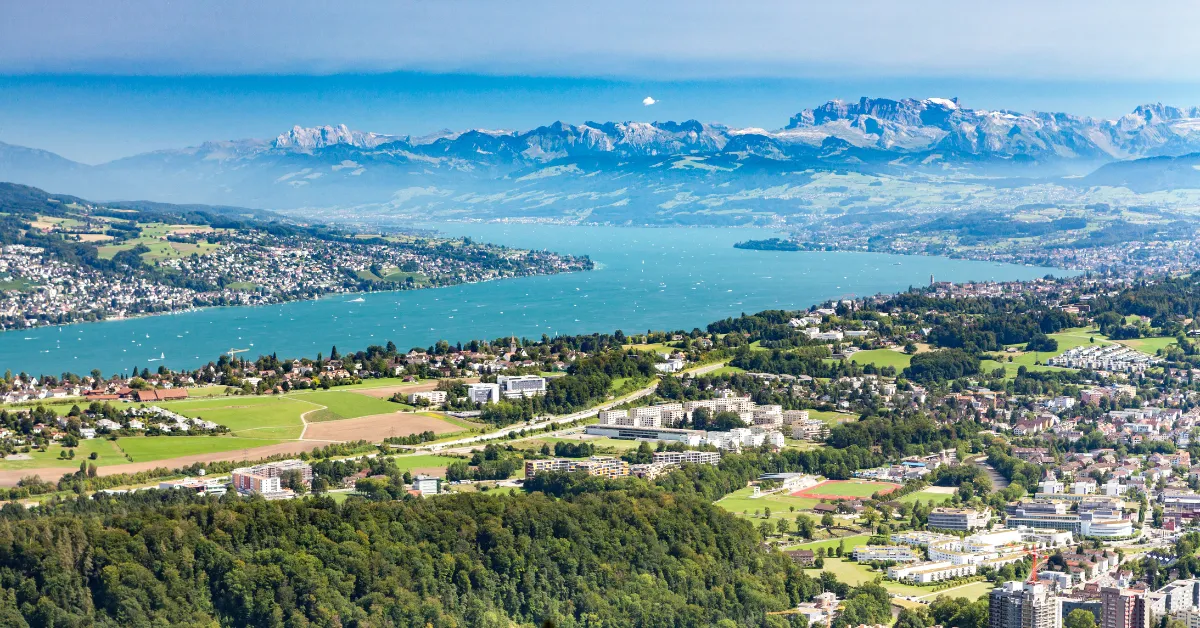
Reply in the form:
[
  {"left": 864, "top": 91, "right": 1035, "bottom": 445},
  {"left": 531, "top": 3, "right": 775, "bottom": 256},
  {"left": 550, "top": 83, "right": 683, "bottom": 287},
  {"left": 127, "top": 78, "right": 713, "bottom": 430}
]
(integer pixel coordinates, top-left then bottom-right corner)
[
  {"left": 356, "top": 268, "right": 431, "bottom": 285},
  {"left": 96, "top": 223, "right": 221, "bottom": 264},
  {"left": 1118, "top": 336, "right": 1178, "bottom": 354},
  {"left": 847, "top": 349, "right": 913, "bottom": 370},
  {"left": 512, "top": 435, "right": 646, "bottom": 452},
  {"left": 808, "top": 410, "right": 858, "bottom": 425},
  {"left": 818, "top": 558, "right": 981, "bottom": 597},
  {"left": 714, "top": 486, "right": 821, "bottom": 521},
  {"left": 0, "top": 278, "right": 35, "bottom": 292},
  {"left": 287, "top": 390, "right": 409, "bottom": 421},
  {"left": 897, "top": 487, "right": 956, "bottom": 506},
  {"left": 984, "top": 327, "right": 1113, "bottom": 377},
  {"left": 162, "top": 396, "right": 310, "bottom": 439},
  {"left": 623, "top": 342, "right": 680, "bottom": 355},
  {"left": 705, "top": 365, "right": 747, "bottom": 376},
  {"left": 0, "top": 438, "right": 126, "bottom": 470},
  {"left": 918, "top": 580, "right": 994, "bottom": 601},
  {"left": 115, "top": 435, "right": 283, "bottom": 463},
  {"left": 785, "top": 534, "right": 872, "bottom": 552},
  {"left": 391, "top": 454, "right": 465, "bottom": 474},
  {"left": 798, "top": 480, "right": 900, "bottom": 499}
]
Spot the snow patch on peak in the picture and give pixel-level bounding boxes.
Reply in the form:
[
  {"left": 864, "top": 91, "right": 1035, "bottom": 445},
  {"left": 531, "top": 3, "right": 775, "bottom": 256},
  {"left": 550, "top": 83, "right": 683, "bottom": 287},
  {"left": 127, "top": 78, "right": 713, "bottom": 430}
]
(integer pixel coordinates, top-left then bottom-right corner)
[{"left": 927, "top": 97, "right": 958, "bottom": 110}]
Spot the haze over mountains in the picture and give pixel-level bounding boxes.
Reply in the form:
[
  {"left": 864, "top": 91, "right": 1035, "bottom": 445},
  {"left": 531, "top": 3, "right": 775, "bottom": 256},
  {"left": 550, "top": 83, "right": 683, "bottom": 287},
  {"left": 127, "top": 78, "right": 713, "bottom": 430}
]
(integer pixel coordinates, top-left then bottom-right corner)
[{"left": 3, "top": 96, "right": 1200, "bottom": 223}]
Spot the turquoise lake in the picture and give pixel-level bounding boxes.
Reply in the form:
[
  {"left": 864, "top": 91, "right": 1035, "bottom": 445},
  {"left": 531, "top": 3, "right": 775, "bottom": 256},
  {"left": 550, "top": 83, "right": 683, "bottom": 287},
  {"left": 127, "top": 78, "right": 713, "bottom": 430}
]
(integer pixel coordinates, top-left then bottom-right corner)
[{"left": 1, "top": 224, "right": 1071, "bottom": 376}]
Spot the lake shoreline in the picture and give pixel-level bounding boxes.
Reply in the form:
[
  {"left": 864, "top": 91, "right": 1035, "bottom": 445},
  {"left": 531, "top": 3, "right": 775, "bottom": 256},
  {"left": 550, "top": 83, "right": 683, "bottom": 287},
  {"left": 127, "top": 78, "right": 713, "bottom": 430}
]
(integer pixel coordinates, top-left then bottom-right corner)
[{"left": 0, "top": 224, "right": 1075, "bottom": 376}]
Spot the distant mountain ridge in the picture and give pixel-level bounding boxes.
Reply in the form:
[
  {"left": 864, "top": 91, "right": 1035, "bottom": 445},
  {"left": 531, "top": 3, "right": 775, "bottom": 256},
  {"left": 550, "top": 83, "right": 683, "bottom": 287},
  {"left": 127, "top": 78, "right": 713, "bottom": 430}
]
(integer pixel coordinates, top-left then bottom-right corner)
[{"left": 6, "top": 97, "right": 1200, "bottom": 213}]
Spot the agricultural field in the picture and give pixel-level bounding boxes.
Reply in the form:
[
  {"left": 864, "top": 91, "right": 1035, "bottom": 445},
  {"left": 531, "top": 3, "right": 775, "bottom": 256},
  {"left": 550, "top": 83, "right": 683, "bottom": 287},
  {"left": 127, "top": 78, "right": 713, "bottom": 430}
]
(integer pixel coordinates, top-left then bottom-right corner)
[
  {"left": 96, "top": 222, "right": 222, "bottom": 264},
  {"left": 0, "top": 438, "right": 125, "bottom": 470},
  {"left": 0, "top": 386, "right": 460, "bottom": 475},
  {"left": 303, "top": 412, "right": 463, "bottom": 442},
  {"left": 114, "top": 436, "right": 282, "bottom": 464},
  {"left": 390, "top": 454, "right": 465, "bottom": 476},
  {"left": 161, "top": 396, "right": 309, "bottom": 439},
  {"left": 286, "top": 389, "right": 410, "bottom": 421},
  {"left": 793, "top": 479, "right": 901, "bottom": 500},
  {"left": 510, "top": 435, "right": 645, "bottom": 453},
  {"left": 355, "top": 268, "right": 431, "bottom": 286},
  {"left": 846, "top": 349, "right": 913, "bottom": 370}
]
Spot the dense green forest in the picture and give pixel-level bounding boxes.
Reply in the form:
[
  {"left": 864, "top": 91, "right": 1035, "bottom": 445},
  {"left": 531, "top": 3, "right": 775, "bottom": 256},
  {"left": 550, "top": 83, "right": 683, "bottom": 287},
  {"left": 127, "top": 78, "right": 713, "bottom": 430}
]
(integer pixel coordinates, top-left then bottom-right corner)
[{"left": 0, "top": 485, "right": 818, "bottom": 627}]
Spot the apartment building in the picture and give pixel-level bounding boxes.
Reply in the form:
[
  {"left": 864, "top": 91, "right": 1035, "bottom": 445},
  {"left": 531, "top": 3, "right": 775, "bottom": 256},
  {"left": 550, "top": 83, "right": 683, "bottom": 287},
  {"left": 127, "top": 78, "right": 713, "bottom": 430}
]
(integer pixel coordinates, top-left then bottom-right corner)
[
  {"left": 407, "top": 390, "right": 447, "bottom": 405},
  {"left": 1101, "top": 587, "right": 1148, "bottom": 628},
  {"left": 888, "top": 560, "right": 976, "bottom": 584},
  {"left": 524, "top": 456, "right": 630, "bottom": 480},
  {"left": 652, "top": 451, "right": 720, "bottom": 466},
  {"left": 853, "top": 545, "right": 920, "bottom": 563},
  {"left": 991, "top": 582, "right": 1060, "bottom": 628}
]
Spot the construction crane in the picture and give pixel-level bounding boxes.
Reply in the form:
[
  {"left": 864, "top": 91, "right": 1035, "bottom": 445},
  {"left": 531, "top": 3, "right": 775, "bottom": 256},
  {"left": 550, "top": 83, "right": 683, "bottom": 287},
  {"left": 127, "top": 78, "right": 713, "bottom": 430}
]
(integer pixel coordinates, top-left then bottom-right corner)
[
  {"left": 1027, "top": 549, "right": 1040, "bottom": 583},
  {"left": 226, "top": 347, "right": 248, "bottom": 356}
]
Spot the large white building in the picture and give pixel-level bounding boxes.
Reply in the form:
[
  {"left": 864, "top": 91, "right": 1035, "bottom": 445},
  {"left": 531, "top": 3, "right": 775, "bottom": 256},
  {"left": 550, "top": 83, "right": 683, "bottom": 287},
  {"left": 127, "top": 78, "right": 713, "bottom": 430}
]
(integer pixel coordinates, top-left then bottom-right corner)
[
  {"left": 468, "top": 383, "right": 501, "bottom": 404},
  {"left": 928, "top": 507, "right": 992, "bottom": 531},
  {"left": 497, "top": 375, "right": 547, "bottom": 399}
]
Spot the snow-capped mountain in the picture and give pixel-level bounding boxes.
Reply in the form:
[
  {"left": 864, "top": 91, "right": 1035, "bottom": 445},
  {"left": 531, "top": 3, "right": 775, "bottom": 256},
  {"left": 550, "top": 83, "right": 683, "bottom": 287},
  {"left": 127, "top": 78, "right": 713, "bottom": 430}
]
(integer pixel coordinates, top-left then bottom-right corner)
[
  {"left": 10, "top": 97, "right": 1200, "bottom": 213},
  {"left": 273, "top": 124, "right": 401, "bottom": 152}
]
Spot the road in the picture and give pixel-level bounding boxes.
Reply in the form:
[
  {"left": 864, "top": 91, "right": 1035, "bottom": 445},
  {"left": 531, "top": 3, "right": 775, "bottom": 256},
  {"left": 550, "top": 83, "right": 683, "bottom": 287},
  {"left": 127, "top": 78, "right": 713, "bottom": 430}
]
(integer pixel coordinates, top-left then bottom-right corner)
[
  {"left": 427, "top": 361, "right": 728, "bottom": 454},
  {"left": 968, "top": 455, "right": 1009, "bottom": 490}
]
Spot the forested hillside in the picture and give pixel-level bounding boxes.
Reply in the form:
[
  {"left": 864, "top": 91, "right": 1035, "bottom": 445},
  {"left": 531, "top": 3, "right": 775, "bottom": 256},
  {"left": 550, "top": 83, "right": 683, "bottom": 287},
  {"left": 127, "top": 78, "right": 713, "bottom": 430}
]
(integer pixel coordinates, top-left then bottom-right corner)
[{"left": 0, "top": 488, "right": 814, "bottom": 627}]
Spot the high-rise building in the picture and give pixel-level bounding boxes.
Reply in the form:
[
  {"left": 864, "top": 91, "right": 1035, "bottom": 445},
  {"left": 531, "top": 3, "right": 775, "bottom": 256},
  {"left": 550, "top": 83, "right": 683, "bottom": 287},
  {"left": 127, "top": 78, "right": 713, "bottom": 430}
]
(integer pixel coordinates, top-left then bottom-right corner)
[
  {"left": 1101, "top": 587, "right": 1147, "bottom": 628},
  {"left": 991, "top": 582, "right": 1060, "bottom": 628}
]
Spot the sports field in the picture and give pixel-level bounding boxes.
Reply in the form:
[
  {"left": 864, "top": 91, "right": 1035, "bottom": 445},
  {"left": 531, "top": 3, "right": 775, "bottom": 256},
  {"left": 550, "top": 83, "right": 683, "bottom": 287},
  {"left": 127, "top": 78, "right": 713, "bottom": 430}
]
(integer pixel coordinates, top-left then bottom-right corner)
[
  {"left": 847, "top": 349, "right": 913, "bottom": 370},
  {"left": 792, "top": 479, "right": 901, "bottom": 500},
  {"left": 714, "top": 486, "right": 821, "bottom": 520}
]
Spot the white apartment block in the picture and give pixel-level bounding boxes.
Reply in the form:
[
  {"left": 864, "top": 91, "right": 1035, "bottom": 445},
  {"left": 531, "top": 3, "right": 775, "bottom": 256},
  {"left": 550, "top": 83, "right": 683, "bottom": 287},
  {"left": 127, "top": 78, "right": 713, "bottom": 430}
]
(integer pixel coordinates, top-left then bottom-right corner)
[
  {"left": 652, "top": 451, "right": 720, "bottom": 466},
  {"left": 854, "top": 545, "right": 921, "bottom": 563},
  {"left": 407, "top": 390, "right": 448, "bottom": 405},
  {"left": 888, "top": 560, "right": 976, "bottom": 584}
]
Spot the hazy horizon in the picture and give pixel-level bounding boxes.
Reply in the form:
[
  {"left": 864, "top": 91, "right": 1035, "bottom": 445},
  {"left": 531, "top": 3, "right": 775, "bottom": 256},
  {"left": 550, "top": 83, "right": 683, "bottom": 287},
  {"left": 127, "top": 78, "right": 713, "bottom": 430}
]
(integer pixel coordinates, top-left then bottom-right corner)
[{"left": 6, "top": 1, "right": 1200, "bottom": 162}]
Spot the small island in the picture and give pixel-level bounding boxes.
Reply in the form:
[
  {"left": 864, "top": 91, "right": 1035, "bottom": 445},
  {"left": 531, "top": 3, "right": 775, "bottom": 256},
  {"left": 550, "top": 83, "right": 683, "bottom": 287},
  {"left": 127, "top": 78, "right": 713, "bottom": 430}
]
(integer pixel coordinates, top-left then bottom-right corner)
[{"left": 733, "top": 237, "right": 802, "bottom": 251}]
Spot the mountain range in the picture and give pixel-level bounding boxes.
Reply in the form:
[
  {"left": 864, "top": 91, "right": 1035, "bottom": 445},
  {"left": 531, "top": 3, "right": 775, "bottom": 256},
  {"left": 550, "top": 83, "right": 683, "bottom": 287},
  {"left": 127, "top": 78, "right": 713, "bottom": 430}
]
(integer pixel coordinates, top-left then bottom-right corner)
[{"left": 4, "top": 97, "right": 1200, "bottom": 222}]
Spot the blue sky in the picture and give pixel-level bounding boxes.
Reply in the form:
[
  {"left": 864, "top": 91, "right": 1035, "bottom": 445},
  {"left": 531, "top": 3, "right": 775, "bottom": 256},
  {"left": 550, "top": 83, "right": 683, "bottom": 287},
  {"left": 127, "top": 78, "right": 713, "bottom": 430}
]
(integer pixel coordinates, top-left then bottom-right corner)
[{"left": 4, "top": 0, "right": 1200, "bottom": 163}]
